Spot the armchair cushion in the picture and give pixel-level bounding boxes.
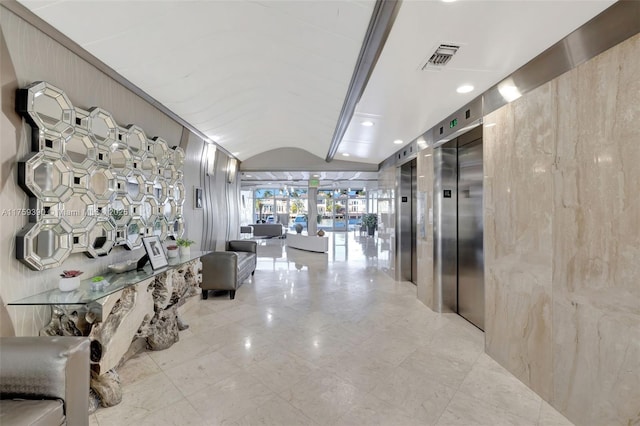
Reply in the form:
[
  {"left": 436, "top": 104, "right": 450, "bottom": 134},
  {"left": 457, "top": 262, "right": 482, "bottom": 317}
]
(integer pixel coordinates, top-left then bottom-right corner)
[{"left": 0, "top": 336, "right": 90, "bottom": 426}]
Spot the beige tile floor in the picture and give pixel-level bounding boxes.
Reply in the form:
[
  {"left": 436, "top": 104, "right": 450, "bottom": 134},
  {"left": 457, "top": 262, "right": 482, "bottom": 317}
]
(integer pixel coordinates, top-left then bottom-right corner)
[{"left": 91, "top": 234, "right": 574, "bottom": 426}]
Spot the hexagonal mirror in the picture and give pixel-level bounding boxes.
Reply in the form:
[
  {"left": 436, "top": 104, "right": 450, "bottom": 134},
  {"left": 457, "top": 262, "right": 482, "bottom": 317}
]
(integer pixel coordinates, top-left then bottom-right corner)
[
  {"left": 85, "top": 220, "right": 116, "bottom": 258},
  {"left": 172, "top": 216, "right": 185, "bottom": 239},
  {"left": 173, "top": 181, "right": 185, "bottom": 204},
  {"left": 152, "top": 217, "right": 169, "bottom": 241},
  {"left": 65, "top": 129, "right": 96, "bottom": 169},
  {"left": 162, "top": 164, "right": 177, "bottom": 181},
  {"left": 89, "top": 166, "right": 116, "bottom": 202},
  {"left": 16, "top": 219, "right": 73, "bottom": 271},
  {"left": 172, "top": 146, "right": 186, "bottom": 169},
  {"left": 125, "top": 125, "right": 147, "bottom": 155},
  {"left": 19, "top": 152, "right": 74, "bottom": 203},
  {"left": 62, "top": 189, "right": 97, "bottom": 233},
  {"left": 125, "top": 217, "right": 145, "bottom": 250},
  {"left": 153, "top": 177, "right": 169, "bottom": 204},
  {"left": 140, "top": 196, "right": 159, "bottom": 224},
  {"left": 110, "top": 143, "right": 133, "bottom": 172},
  {"left": 149, "top": 137, "right": 170, "bottom": 166},
  {"left": 139, "top": 152, "right": 158, "bottom": 179},
  {"left": 108, "top": 197, "right": 132, "bottom": 226},
  {"left": 163, "top": 199, "right": 177, "bottom": 223},
  {"left": 87, "top": 107, "right": 117, "bottom": 146},
  {"left": 16, "top": 81, "right": 75, "bottom": 139},
  {"left": 125, "top": 170, "right": 146, "bottom": 203}
]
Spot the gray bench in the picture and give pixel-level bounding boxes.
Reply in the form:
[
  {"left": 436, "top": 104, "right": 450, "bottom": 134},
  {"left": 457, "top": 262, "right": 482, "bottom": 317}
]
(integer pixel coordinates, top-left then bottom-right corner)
[{"left": 200, "top": 240, "right": 257, "bottom": 300}]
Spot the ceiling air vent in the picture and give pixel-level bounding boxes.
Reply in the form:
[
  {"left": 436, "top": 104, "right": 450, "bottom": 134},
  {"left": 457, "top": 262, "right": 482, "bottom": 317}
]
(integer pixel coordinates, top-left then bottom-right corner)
[{"left": 421, "top": 44, "right": 460, "bottom": 70}]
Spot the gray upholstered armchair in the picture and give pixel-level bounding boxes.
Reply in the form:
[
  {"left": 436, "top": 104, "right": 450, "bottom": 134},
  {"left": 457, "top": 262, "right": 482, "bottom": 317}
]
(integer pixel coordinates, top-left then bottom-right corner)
[
  {"left": 0, "top": 336, "right": 90, "bottom": 426},
  {"left": 201, "top": 240, "right": 257, "bottom": 300}
]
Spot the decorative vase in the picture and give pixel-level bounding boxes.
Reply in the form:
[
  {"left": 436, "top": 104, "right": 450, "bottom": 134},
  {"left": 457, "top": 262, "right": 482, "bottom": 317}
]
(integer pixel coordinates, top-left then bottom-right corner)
[
  {"left": 317, "top": 229, "right": 325, "bottom": 237},
  {"left": 179, "top": 246, "right": 191, "bottom": 258},
  {"left": 167, "top": 248, "right": 179, "bottom": 258},
  {"left": 295, "top": 224, "right": 303, "bottom": 234},
  {"left": 58, "top": 276, "right": 80, "bottom": 292}
]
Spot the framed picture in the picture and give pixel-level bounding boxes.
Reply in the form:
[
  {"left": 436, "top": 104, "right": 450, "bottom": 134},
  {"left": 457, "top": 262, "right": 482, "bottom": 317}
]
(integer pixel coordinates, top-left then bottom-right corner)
[
  {"left": 142, "top": 236, "right": 168, "bottom": 269},
  {"left": 194, "top": 187, "right": 203, "bottom": 209}
]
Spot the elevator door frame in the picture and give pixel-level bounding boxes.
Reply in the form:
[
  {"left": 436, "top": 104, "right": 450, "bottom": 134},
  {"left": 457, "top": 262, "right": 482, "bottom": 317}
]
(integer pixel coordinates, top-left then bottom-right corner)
[{"left": 433, "top": 126, "right": 484, "bottom": 330}]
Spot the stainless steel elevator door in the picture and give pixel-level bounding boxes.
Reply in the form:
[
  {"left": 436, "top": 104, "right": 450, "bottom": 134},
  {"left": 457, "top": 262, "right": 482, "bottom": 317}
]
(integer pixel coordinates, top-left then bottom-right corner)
[{"left": 457, "top": 139, "right": 484, "bottom": 330}]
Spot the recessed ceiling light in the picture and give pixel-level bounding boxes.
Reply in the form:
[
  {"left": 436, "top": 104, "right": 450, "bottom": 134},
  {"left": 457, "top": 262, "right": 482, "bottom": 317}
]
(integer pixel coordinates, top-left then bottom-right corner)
[
  {"left": 456, "top": 85, "right": 474, "bottom": 94},
  {"left": 393, "top": 139, "right": 403, "bottom": 145},
  {"left": 361, "top": 120, "right": 374, "bottom": 127},
  {"left": 342, "top": 153, "right": 350, "bottom": 157},
  {"left": 442, "top": 0, "right": 456, "bottom": 3}
]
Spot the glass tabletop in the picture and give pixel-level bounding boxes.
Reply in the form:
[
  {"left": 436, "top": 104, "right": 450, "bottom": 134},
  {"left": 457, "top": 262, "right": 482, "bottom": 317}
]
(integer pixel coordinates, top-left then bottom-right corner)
[{"left": 9, "top": 250, "right": 211, "bottom": 306}]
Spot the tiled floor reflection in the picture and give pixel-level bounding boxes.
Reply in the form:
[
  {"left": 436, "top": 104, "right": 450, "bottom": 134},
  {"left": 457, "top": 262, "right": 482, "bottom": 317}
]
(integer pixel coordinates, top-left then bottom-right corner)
[{"left": 93, "top": 233, "right": 573, "bottom": 426}]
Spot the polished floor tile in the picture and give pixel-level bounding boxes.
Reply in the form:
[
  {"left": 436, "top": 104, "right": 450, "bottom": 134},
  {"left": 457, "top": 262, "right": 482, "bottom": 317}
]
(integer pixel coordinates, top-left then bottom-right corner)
[{"left": 93, "top": 234, "right": 574, "bottom": 426}]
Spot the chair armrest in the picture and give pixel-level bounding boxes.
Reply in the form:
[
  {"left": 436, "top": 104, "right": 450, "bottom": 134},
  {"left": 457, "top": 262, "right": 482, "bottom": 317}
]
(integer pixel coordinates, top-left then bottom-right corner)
[
  {"left": 0, "top": 336, "right": 90, "bottom": 425},
  {"left": 226, "top": 240, "right": 257, "bottom": 253}
]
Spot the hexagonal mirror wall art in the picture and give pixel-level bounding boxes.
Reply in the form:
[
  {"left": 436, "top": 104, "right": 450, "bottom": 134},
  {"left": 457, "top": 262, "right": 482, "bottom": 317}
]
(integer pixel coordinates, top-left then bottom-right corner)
[
  {"left": 19, "top": 152, "right": 74, "bottom": 203},
  {"left": 149, "top": 137, "right": 170, "bottom": 167},
  {"left": 16, "top": 219, "right": 73, "bottom": 270},
  {"left": 125, "top": 217, "right": 146, "bottom": 250},
  {"left": 172, "top": 216, "right": 185, "bottom": 239},
  {"left": 172, "top": 146, "right": 186, "bottom": 169},
  {"left": 85, "top": 220, "right": 116, "bottom": 258},
  {"left": 16, "top": 81, "right": 75, "bottom": 145},
  {"left": 87, "top": 107, "right": 117, "bottom": 146},
  {"left": 89, "top": 166, "right": 116, "bottom": 202},
  {"left": 65, "top": 128, "right": 96, "bottom": 169},
  {"left": 15, "top": 81, "right": 183, "bottom": 270},
  {"left": 125, "top": 125, "right": 146, "bottom": 155}
]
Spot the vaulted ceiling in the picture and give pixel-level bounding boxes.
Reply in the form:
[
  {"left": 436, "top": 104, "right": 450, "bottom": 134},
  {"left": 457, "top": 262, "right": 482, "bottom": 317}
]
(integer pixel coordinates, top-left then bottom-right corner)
[{"left": 19, "top": 0, "right": 616, "bottom": 167}]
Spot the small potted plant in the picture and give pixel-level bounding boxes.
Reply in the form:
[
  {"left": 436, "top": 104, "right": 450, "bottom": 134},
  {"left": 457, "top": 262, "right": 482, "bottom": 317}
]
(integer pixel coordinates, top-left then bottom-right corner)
[
  {"left": 90, "top": 275, "right": 109, "bottom": 291},
  {"left": 59, "top": 270, "right": 83, "bottom": 292},
  {"left": 166, "top": 244, "right": 179, "bottom": 259},
  {"left": 362, "top": 213, "right": 378, "bottom": 237},
  {"left": 176, "top": 238, "right": 195, "bottom": 257}
]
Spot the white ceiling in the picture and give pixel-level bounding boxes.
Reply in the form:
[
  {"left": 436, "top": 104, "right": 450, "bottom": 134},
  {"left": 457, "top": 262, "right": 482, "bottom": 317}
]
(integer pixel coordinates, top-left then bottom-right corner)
[
  {"left": 240, "top": 170, "right": 379, "bottom": 190},
  {"left": 19, "top": 0, "right": 616, "bottom": 168},
  {"left": 18, "top": 0, "right": 375, "bottom": 160},
  {"left": 339, "top": 0, "right": 616, "bottom": 164}
]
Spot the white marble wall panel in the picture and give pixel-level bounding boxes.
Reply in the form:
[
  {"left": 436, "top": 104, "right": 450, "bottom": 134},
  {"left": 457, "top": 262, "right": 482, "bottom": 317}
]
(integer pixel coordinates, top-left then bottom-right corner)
[
  {"left": 485, "top": 33, "right": 640, "bottom": 426},
  {"left": 551, "top": 33, "right": 640, "bottom": 426},
  {"left": 416, "top": 148, "right": 434, "bottom": 309},
  {"left": 483, "top": 81, "right": 555, "bottom": 401}
]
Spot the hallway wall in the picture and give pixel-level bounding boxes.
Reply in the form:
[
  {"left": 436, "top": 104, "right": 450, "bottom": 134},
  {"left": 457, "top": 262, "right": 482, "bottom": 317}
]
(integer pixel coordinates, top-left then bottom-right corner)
[
  {"left": 0, "top": 6, "right": 238, "bottom": 336},
  {"left": 484, "top": 33, "right": 640, "bottom": 425}
]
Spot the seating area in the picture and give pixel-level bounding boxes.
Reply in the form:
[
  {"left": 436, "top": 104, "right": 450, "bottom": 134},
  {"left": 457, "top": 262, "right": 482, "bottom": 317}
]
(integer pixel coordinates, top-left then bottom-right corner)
[
  {"left": 200, "top": 240, "right": 257, "bottom": 300},
  {"left": 0, "top": 336, "right": 90, "bottom": 426}
]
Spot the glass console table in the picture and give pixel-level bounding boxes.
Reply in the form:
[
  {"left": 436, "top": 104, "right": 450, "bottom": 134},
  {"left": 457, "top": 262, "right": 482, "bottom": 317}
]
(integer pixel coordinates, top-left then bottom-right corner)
[
  {"left": 9, "top": 250, "right": 211, "bottom": 307},
  {"left": 8, "top": 250, "right": 211, "bottom": 411}
]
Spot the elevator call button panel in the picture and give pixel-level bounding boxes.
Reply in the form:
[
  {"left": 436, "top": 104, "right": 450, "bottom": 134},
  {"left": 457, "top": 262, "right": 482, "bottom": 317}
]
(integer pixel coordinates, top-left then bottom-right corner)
[{"left": 443, "top": 190, "right": 452, "bottom": 198}]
